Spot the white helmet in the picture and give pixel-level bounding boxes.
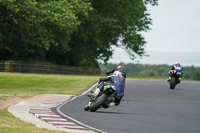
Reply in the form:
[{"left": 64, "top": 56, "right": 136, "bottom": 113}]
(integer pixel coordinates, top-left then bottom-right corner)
[
  {"left": 113, "top": 71, "right": 122, "bottom": 76},
  {"left": 176, "top": 61, "right": 180, "bottom": 66}
]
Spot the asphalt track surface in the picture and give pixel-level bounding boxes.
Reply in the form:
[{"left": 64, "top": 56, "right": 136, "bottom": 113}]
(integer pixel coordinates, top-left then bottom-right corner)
[{"left": 54, "top": 79, "right": 200, "bottom": 133}]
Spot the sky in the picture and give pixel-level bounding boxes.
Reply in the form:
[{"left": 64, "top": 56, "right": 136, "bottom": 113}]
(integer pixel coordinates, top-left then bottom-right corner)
[{"left": 108, "top": 0, "right": 200, "bottom": 67}]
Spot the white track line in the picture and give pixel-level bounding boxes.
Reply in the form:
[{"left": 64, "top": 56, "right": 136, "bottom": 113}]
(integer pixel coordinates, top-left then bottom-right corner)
[
  {"left": 30, "top": 95, "right": 92, "bottom": 132},
  {"left": 57, "top": 83, "right": 107, "bottom": 133},
  {"left": 61, "top": 125, "right": 87, "bottom": 129}
]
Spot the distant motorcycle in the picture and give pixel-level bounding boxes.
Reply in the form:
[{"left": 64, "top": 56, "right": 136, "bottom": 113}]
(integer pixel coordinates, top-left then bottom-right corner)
[
  {"left": 84, "top": 82, "right": 116, "bottom": 112},
  {"left": 169, "top": 70, "right": 181, "bottom": 89}
]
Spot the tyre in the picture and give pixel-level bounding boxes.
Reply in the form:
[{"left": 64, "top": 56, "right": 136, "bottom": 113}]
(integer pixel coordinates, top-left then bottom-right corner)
[
  {"left": 84, "top": 106, "right": 89, "bottom": 111},
  {"left": 89, "top": 94, "right": 108, "bottom": 112},
  {"left": 170, "top": 77, "right": 176, "bottom": 89}
]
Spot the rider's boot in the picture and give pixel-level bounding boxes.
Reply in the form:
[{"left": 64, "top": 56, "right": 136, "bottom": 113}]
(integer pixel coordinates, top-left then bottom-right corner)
[
  {"left": 167, "top": 76, "right": 171, "bottom": 82},
  {"left": 178, "top": 77, "right": 181, "bottom": 83},
  {"left": 93, "top": 88, "right": 100, "bottom": 96},
  {"left": 87, "top": 88, "right": 100, "bottom": 98},
  {"left": 108, "top": 102, "right": 115, "bottom": 107}
]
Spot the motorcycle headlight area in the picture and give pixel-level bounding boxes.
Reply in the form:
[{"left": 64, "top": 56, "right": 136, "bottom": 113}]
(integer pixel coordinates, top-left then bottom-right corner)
[{"left": 177, "top": 72, "right": 181, "bottom": 75}]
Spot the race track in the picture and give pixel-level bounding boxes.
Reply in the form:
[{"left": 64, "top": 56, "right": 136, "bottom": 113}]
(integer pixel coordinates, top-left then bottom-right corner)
[{"left": 53, "top": 79, "right": 200, "bottom": 133}]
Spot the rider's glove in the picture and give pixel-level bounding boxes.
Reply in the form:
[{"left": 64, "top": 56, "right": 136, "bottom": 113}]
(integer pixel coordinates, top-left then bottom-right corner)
[
  {"left": 106, "top": 71, "right": 110, "bottom": 75},
  {"left": 98, "top": 80, "right": 101, "bottom": 84}
]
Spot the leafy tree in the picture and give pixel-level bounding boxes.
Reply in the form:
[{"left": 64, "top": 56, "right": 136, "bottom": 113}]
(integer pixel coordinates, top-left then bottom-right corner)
[
  {"left": 67, "top": 0, "right": 158, "bottom": 67},
  {"left": 99, "top": 62, "right": 200, "bottom": 80},
  {"left": 193, "top": 71, "right": 200, "bottom": 80},
  {"left": 0, "top": 0, "right": 158, "bottom": 68},
  {"left": 0, "top": 0, "right": 92, "bottom": 62}
]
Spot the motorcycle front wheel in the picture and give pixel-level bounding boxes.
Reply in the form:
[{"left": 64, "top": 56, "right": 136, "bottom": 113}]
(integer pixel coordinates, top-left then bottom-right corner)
[
  {"left": 89, "top": 94, "right": 108, "bottom": 112},
  {"left": 170, "top": 77, "right": 176, "bottom": 89}
]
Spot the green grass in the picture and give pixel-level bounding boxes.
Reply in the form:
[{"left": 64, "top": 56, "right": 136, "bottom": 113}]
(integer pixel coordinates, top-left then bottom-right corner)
[
  {"left": 0, "top": 72, "right": 100, "bottom": 98},
  {"left": 0, "top": 108, "right": 67, "bottom": 133},
  {"left": 0, "top": 72, "right": 100, "bottom": 133}
]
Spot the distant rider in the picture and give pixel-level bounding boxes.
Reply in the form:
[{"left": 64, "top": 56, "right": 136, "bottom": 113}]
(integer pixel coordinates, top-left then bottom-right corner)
[{"left": 168, "top": 61, "right": 183, "bottom": 82}]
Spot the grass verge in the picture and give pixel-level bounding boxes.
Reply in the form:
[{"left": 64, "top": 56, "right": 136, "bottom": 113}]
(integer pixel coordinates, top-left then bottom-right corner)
[
  {"left": 0, "top": 108, "right": 68, "bottom": 133},
  {"left": 0, "top": 72, "right": 100, "bottom": 133},
  {"left": 0, "top": 72, "right": 100, "bottom": 98}
]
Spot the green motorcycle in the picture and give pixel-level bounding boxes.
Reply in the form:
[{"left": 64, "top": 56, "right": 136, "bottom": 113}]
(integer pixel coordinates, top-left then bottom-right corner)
[{"left": 84, "top": 83, "right": 116, "bottom": 112}]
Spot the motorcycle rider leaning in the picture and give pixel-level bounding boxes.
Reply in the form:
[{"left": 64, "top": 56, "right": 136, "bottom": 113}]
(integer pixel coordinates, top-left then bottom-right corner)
[
  {"left": 106, "top": 64, "right": 126, "bottom": 79},
  {"left": 88, "top": 70, "right": 125, "bottom": 108},
  {"left": 168, "top": 61, "right": 183, "bottom": 82}
]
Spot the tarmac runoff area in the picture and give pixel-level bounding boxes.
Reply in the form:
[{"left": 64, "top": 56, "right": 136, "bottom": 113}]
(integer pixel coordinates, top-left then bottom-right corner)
[{"left": 8, "top": 94, "right": 97, "bottom": 133}]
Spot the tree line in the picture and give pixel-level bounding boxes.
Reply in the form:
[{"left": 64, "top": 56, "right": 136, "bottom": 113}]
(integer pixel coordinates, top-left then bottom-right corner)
[
  {"left": 0, "top": 0, "right": 158, "bottom": 68},
  {"left": 99, "top": 63, "right": 200, "bottom": 80}
]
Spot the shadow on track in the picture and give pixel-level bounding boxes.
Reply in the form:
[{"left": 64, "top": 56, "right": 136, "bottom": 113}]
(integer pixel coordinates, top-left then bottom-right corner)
[
  {"left": 122, "top": 99, "right": 134, "bottom": 101},
  {"left": 167, "top": 88, "right": 185, "bottom": 90},
  {"left": 94, "top": 110, "right": 135, "bottom": 115}
]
